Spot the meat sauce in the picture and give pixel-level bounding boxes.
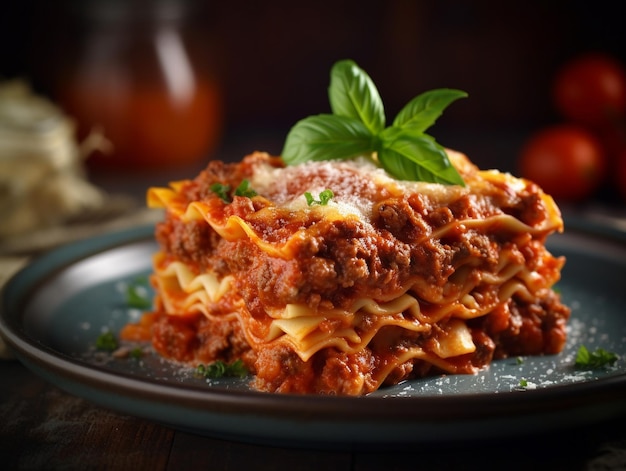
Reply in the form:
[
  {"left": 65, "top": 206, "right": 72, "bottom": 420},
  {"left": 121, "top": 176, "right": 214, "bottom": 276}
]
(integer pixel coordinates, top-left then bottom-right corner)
[{"left": 123, "top": 153, "right": 570, "bottom": 394}]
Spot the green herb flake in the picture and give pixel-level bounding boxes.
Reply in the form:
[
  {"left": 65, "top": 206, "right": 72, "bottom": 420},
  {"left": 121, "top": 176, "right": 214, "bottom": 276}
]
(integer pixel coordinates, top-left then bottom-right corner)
[
  {"left": 575, "top": 345, "right": 618, "bottom": 369},
  {"left": 196, "top": 359, "right": 248, "bottom": 379},
  {"left": 304, "top": 189, "right": 334, "bottom": 206},
  {"left": 211, "top": 180, "right": 258, "bottom": 203},
  {"left": 210, "top": 182, "right": 231, "bottom": 202},
  {"left": 130, "top": 347, "right": 144, "bottom": 360},
  {"left": 519, "top": 378, "right": 528, "bottom": 388},
  {"left": 234, "top": 179, "right": 258, "bottom": 198},
  {"left": 126, "top": 279, "right": 151, "bottom": 309},
  {"left": 516, "top": 356, "right": 524, "bottom": 365},
  {"left": 96, "top": 331, "right": 118, "bottom": 352},
  {"left": 282, "top": 59, "right": 467, "bottom": 185}
]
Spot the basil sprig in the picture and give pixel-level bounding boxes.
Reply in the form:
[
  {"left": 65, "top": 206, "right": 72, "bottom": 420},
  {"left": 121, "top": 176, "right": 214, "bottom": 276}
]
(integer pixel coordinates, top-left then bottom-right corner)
[{"left": 282, "top": 59, "right": 467, "bottom": 185}]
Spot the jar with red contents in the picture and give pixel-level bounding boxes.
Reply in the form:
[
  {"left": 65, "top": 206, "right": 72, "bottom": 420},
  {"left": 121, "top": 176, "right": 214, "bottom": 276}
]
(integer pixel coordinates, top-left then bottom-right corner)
[{"left": 54, "top": 0, "right": 223, "bottom": 172}]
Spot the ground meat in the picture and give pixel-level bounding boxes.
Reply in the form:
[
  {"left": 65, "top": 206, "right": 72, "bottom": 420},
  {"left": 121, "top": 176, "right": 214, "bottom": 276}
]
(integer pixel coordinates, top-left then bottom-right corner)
[
  {"left": 253, "top": 345, "right": 316, "bottom": 394},
  {"left": 136, "top": 152, "right": 571, "bottom": 395},
  {"left": 151, "top": 312, "right": 255, "bottom": 368},
  {"left": 252, "top": 345, "right": 380, "bottom": 395},
  {"left": 477, "top": 291, "right": 570, "bottom": 358},
  {"left": 155, "top": 219, "right": 222, "bottom": 272}
]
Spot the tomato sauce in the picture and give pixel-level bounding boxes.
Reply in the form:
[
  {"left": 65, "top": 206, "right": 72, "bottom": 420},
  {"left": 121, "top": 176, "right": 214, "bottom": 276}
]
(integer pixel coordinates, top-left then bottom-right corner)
[{"left": 123, "top": 153, "right": 571, "bottom": 395}]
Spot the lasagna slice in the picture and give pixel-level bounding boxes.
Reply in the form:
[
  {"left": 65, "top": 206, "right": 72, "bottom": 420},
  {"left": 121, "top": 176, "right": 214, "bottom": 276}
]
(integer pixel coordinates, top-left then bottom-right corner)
[{"left": 122, "top": 150, "right": 570, "bottom": 395}]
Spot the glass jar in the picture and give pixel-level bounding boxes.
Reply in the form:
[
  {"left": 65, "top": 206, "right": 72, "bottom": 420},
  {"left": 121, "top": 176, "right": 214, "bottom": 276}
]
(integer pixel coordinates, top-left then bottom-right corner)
[{"left": 53, "top": 0, "right": 223, "bottom": 172}]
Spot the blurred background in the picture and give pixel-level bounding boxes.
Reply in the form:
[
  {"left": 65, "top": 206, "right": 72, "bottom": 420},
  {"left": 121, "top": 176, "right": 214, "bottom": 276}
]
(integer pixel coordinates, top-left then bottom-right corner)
[
  {"left": 3, "top": 0, "right": 625, "bottom": 166},
  {"left": 1, "top": 0, "right": 626, "bottom": 253}
]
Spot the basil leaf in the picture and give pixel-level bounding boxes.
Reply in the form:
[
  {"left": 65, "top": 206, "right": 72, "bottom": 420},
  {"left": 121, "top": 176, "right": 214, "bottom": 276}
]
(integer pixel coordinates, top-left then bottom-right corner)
[
  {"left": 378, "top": 131, "right": 465, "bottom": 185},
  {"left": 282, "top": 114, "right": 375, "bottom": 165},
  {"left": 328, "top": 60, "right": 385, "bottom": 135},
  {"left": 282, "top": 59, "right": 467, "bottom": 185},
  {"left": 393, "top": 89, "right": 468, "bottom": 133}
]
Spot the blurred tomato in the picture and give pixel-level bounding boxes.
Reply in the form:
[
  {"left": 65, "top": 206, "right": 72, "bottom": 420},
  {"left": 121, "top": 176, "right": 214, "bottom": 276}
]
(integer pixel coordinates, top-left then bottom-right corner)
[
  {"left": 519, "top": 125, "right": 607, "bottom": 201},
  {"left": 552, "top": 53, "right": 626, "bottom": 126}
]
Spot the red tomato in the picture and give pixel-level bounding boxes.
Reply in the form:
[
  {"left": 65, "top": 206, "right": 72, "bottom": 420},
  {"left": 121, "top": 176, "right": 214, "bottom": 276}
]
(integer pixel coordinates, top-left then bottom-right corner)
[
  {"left": 552, "top": 53, "right": 626, "bottom": 126},
  {"left": 518, "top": 125, "right": 607, "bottom": 201}
]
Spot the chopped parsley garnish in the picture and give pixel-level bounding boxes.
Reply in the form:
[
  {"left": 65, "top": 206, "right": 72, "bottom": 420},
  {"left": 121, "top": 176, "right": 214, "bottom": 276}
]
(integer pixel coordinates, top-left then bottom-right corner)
[
  {"left": 519, "top": 378, "right": 528, "bottom": 388},
  {"left": 282, "top": 59, "right": 466, "bottom": 185},
  {"left": 304, "top": 189, "right": 334, "bottom": 206},
  {"left": 234, "top": 179, "right": 257, "bottom": 198},
  {"left": 211, "top": 180, "right": 257, "bottom": 202},
  {"left": 96, "top": 331, "right": 118, "bottom": 352},
  {"left": 125, "top": 277, "right": 152, "bottom": 309},
  {"left": 210, "top": 182, "right": 231, "bottom": 202},
  {"left": 196, "top": 360, "right": 248, "bottom": 379},
  {"left": 129, "top": 347, "right": 144, "bottom": 359},
  {"left": 575, "top": 345, "right": 618, "bottom": 369}
]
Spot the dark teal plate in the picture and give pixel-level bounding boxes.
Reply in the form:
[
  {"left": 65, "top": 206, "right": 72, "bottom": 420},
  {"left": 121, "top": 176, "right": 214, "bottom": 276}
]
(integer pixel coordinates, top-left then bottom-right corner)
[{"left": 1, "top": 222, "right": 625, "bottom": 448}]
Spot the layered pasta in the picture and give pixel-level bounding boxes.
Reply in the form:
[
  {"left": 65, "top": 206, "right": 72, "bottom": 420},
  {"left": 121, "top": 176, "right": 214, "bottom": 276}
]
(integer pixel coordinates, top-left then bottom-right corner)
[{"left": 122, "top": 150, "right": 570, "bottom": 395}]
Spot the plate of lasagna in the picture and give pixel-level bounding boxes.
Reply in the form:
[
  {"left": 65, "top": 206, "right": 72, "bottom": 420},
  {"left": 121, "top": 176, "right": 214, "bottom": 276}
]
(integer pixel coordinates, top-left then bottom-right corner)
[
  {"left": 1, "top": 60, "right": 626, "bottom": 447},
  {"left": 1, "top": 161, "right": 625, "bottom": 446}
]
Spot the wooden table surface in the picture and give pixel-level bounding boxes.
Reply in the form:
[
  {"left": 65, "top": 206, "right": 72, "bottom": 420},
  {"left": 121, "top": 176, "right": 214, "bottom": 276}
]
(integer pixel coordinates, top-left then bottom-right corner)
[{"left": 1, "top": 358, "right": 625, "bottom": 471}]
